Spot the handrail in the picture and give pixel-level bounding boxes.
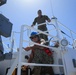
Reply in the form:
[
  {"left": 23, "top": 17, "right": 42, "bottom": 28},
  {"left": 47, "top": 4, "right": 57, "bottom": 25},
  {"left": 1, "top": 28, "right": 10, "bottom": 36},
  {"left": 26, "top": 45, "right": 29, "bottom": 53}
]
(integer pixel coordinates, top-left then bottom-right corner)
[
  {"left": 58, "top": 21, "right": 76, "bottom": 35},
  {"left": 2, "top": 20, "right": 76, "bottom": 54},
  {"left": 22, "top": 62, "right": 63, "bottom": 67},
  {"left": 7, "top": 18, "right": 76, "bottom": 75},
  {"left": 23, "top": 39, "right": 58, "bottom": 50},
  {"left": 17, "top": 23, "right": 67, "bottom": 75},
  {"left": 25, "top": 25, "right": 58, "bottom": 40},
  {"left": 58, "top": 21, "right": 76, "bottom": 49}
]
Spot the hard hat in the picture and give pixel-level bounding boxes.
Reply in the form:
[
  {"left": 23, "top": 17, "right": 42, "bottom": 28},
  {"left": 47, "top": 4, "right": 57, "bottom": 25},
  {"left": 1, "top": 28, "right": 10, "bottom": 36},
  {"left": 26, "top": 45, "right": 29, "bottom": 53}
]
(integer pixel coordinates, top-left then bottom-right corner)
[{"left": 30, "top": 32, "right": 38, "bottom": 38}]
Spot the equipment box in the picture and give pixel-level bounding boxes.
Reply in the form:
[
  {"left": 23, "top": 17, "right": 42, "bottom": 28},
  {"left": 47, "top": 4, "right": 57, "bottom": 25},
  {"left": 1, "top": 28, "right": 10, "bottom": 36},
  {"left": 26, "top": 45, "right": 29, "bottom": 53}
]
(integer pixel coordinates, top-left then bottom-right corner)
[
  {"left": 0, "top": 14, "right": 13, "bottom": 37},
  {"left": 0, "top": 0, "right": 7, "bottom": 6}
]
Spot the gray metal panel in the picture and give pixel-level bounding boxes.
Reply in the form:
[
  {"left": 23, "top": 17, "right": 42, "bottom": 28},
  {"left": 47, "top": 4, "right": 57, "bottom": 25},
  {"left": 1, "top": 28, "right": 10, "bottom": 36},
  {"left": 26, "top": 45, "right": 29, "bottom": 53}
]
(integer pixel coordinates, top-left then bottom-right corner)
[
  {"left": 0, "top": 0, "right": 7, "bottom": 6},
  {"left": 0, "top": 52, "right": 12, "bottom": 61},
  {"left": 0, "top": 35, "right": 4, "bottom": 54},
  {"left": 0, "top": 54, "right": 5, "bottom": 61},
  {"left": 4, "top": 52, "right": 12, "bottom": 59},
  {"left": 0, "top": 14, "right": 13, "bottom": 37}
]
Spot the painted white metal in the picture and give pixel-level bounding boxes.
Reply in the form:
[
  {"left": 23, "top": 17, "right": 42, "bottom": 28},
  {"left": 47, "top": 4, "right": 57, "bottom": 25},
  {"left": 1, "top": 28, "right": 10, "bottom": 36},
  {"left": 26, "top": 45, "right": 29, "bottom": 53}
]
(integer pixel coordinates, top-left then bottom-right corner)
[
  {"left": 58, "top": 21, "right": 76, "bottom": 35},
  {"left": 7, "top": 56, "right": 18, "bottom": 75},
  {"left": 1, "top": 18, "right": 76, "bottom": 75},
  {"left": 63, "top": 47, "right": 76, "bottom": 75},
  {"left": 25, "top": 25, "right": 57, "bottom": 39},
  {"left": 51, "top": 17, "right": 67, "bottom": 75},
  {"left": 0, "top": 60, "right": 13, "bottom": 75},
  {"left": 70, "top": 30, "right": 74, "bottom": 41},
  {"left": 73, "top": 39, "right": 76, "bottom": 50},
  {"left": 16, "top": 18, "right": 67, "bottom": 75},
  {"left": 51, "top": 16, "right": 61, "bottom": 39},
  {"left": 17, "top": 25, "right": 25, "bottom": 75},
  {"left": 61, "top": 47, "right": 67, "bottom": 75},
  {"left": 18, "top": 18, "right": 64, "bottom": 75},
  {"left": 22, "top": 62, "right": 63, "bottom": 67}
]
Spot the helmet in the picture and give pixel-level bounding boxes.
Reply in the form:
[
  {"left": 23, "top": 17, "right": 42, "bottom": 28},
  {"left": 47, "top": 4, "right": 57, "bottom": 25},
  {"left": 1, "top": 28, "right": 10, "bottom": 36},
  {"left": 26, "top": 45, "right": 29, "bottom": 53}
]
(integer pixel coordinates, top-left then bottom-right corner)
[{"left": 30, "top": 32, "right": 38, "bottom": 38}]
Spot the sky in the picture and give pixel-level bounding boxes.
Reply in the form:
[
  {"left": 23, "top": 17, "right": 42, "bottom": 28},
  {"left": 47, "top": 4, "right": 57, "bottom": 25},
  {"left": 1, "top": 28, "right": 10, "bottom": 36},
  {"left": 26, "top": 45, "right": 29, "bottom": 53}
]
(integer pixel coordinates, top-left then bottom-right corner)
[{"left": 0, "top": 0, "right": 76, "bottom": 53}]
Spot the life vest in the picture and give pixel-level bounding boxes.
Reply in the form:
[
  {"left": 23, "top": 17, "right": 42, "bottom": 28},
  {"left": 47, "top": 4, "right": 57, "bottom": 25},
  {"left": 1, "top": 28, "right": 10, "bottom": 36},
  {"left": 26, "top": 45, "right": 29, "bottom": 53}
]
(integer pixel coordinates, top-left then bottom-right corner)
[
  {"left": 43, "top": 48, "right": 52, "bottom": 56},
  {"left": 38, "top": 40, "right": 53, "bottom": 56}
]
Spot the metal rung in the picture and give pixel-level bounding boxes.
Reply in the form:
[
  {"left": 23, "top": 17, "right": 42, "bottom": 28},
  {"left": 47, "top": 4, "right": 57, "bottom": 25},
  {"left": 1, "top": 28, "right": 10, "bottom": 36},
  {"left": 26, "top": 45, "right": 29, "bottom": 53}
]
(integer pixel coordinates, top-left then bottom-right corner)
[{"left": 22, "top": 62, "right": 63, "bottom": 67}]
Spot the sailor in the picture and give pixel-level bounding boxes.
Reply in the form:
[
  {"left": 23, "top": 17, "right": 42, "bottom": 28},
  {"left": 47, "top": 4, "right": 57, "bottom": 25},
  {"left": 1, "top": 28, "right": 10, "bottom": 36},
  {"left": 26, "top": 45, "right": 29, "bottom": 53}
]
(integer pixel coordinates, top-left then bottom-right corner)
[
  {"left": 24, "top": 32, "right": 54, "bottom": 75},
  {"left": 31, "top": 10, "right": 51, "bottom": 45}
]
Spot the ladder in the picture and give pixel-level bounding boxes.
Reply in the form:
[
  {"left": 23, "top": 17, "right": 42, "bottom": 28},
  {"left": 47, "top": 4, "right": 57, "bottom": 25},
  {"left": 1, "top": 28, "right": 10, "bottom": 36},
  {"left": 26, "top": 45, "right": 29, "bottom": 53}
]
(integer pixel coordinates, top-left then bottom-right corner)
[{"left": 7, "top": 17, "right": 68, "bottom": 75}]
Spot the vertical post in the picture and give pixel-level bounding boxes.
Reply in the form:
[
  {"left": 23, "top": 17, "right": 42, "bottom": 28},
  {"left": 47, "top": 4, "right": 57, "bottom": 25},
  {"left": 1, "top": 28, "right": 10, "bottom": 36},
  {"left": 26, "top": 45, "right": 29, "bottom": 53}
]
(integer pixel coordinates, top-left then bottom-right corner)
[
  {"left": 51, "top": 16, "right": 61, "bottom": 74},
  {"left": 61, "top": 47, "right": 68, "bottom": 75},
  {"left": 51, "top": 16, "right": 61, "bottom": 39},
  {"left": 51, "top": 17, "right": 67, "bottom": 75},
  {"left": 70, "top": 30, "right": 74, "bottom": 42},
  {"left": 10, "top": 32, "right": 14, "bottom": 53},
  {"left": 17, "top": 25, "right": 24, "bottom": 75}
]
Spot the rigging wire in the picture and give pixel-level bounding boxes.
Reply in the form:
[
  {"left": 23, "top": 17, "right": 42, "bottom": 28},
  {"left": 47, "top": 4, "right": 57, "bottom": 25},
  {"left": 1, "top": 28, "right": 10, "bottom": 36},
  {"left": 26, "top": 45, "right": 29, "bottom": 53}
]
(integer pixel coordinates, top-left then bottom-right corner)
[
  {"left": 50, "top": 0, "right": 71, "bottom": 39},
  {"left": 50, "top": 0, "right": 54, "bottom": 17}
]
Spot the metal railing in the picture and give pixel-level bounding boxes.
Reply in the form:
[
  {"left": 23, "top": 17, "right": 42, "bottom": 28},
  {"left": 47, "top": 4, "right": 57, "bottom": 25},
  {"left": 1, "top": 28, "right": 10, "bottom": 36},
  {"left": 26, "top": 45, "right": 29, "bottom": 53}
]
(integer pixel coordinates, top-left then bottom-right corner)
[
  {"left": 7, "top": 17, "right": 76, "bottom": 75},
  {"left": 17, "top": 22, "right": 67, "bottom": 75}
]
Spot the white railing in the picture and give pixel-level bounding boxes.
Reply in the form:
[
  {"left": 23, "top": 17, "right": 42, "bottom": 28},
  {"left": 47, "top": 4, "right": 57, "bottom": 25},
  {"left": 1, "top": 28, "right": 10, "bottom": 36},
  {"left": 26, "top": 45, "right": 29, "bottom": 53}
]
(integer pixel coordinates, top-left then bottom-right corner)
[
  {"left": 58, "top": 21, "right": 76, "bottom": 49},
  {"left": 17, "top": 21, "right": 67, "bottom": 75},
  {"left": 7, "top": 17, "right": 76, "bottom": 75},
  {"left": 2, "top": 17, "right": 76, "bottom": 54}
]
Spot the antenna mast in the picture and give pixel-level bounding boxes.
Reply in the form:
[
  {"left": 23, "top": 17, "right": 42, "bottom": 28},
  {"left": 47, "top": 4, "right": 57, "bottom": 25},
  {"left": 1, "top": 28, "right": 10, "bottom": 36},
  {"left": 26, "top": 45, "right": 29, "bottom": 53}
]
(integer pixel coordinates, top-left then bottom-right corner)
[{"left": 50, "top": 0, "right": 54, "bottom": 17}]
